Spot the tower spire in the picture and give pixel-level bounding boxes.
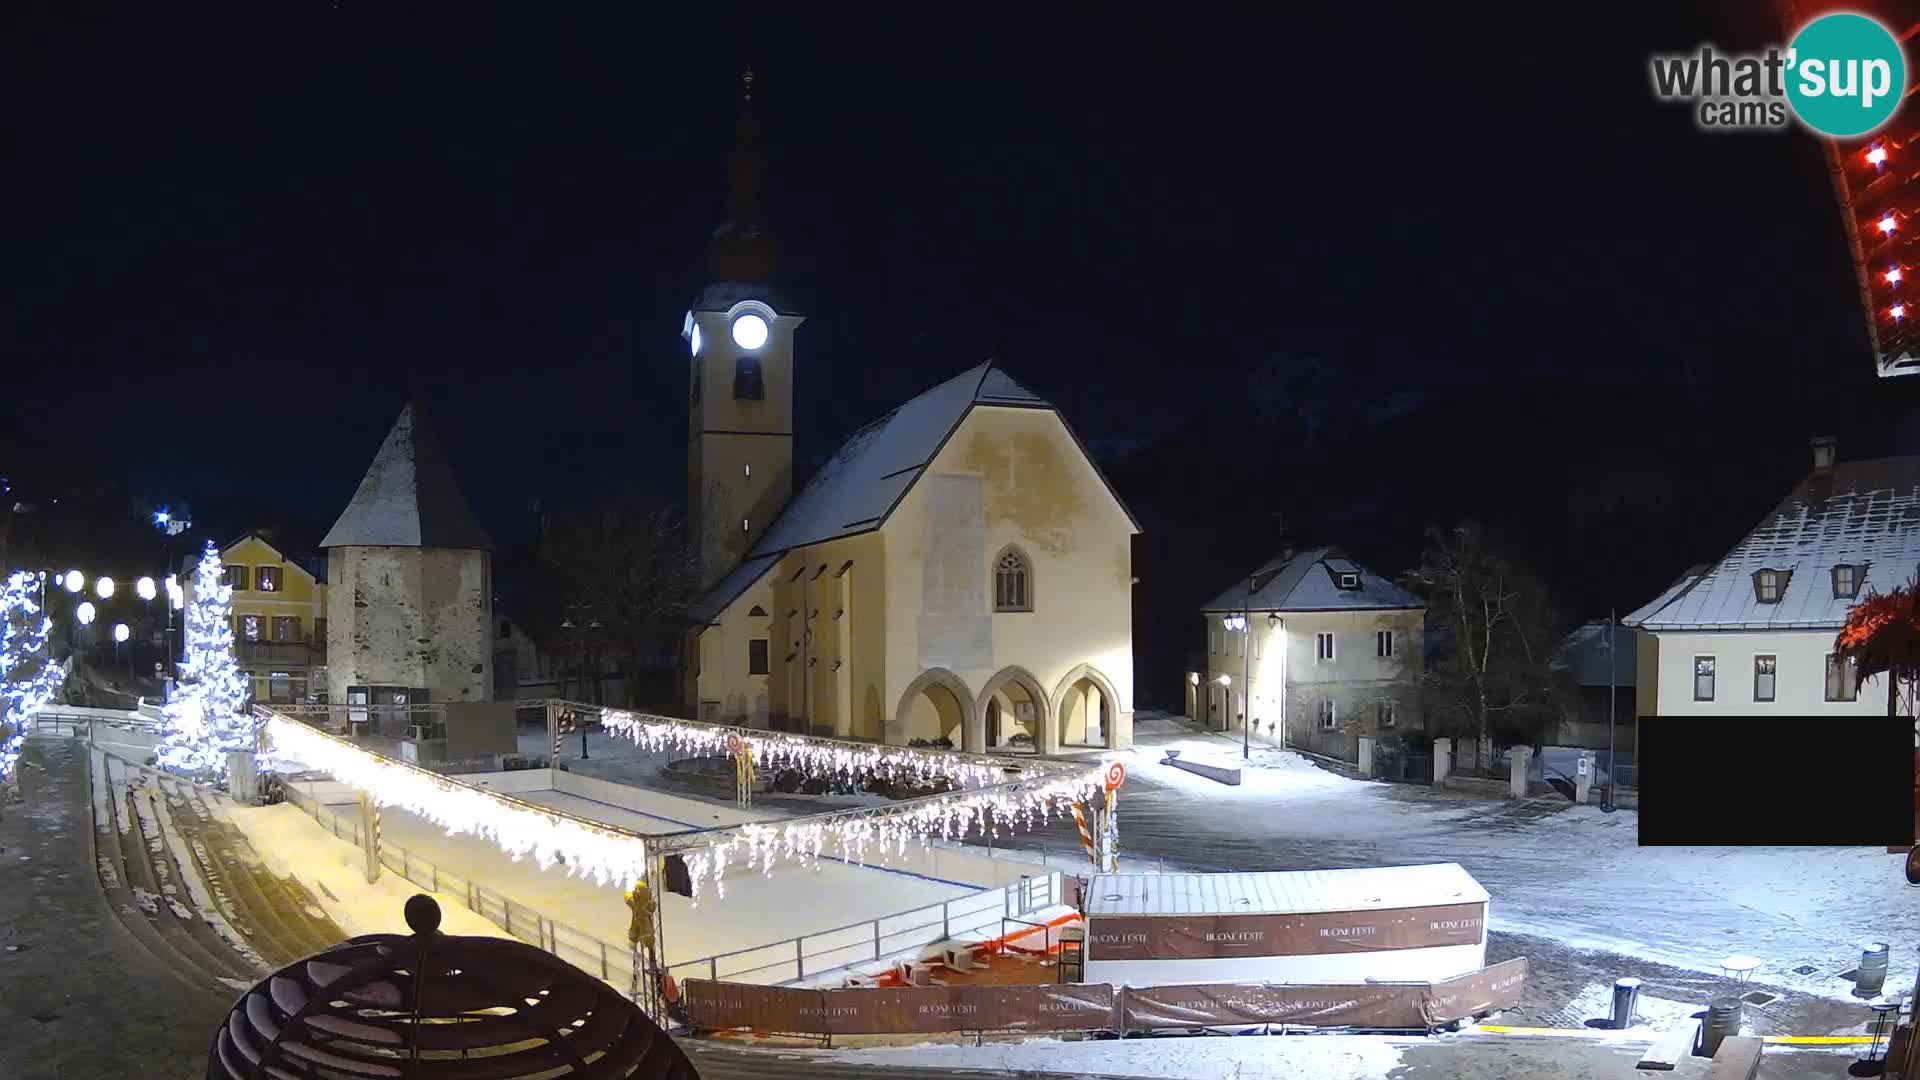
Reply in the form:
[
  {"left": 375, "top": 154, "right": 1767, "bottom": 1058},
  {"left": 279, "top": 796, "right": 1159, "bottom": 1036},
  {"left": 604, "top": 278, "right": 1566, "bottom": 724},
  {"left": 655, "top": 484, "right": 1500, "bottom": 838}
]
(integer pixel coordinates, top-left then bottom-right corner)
[{"left": 709, "top": 67, "right": 776, "bottom": 282}]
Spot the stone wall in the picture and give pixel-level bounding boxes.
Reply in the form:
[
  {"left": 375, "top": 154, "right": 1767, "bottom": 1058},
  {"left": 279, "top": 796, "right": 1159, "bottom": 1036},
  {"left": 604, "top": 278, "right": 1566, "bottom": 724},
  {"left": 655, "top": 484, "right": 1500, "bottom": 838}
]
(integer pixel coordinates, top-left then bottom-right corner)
[{"left": 327, "top": 546, "right": 492, "bottom": 703}]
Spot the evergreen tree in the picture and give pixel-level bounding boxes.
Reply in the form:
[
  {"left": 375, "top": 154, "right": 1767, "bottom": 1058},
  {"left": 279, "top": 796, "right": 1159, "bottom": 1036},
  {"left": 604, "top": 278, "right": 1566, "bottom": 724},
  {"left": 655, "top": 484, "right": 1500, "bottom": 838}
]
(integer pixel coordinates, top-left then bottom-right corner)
[
  {"left": 1, "top": 570, "right": 67, "bottom": 785},
  {"left": 157, "top": 541, "right": 254, "bottom": 779}
]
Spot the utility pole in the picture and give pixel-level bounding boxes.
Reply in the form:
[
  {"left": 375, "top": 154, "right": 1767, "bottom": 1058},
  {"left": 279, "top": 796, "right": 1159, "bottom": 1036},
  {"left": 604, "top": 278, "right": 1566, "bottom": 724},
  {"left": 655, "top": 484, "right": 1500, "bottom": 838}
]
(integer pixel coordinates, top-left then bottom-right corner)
[
  {"left": 1243, "top": 576, "right": 1254, "bottom": 760},
  {"left": 1604, "top": 610, "right": 1617, "bottom": 813}
]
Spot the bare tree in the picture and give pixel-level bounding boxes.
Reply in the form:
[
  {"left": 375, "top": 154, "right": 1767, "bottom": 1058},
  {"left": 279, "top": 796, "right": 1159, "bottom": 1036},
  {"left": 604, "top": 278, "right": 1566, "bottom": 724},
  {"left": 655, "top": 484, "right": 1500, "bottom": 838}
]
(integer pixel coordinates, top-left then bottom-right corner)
[
  {"left": 1401, "top": 522, "right": 1568, "bottom": 759},
  {"left": 538, "top": 491, "right": 704, "bottom": 708}
]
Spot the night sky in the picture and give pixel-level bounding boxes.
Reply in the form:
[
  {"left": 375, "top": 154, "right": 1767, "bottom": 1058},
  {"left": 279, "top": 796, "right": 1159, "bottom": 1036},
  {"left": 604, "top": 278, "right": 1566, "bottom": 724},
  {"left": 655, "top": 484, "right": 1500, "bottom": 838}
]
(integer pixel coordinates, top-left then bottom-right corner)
[{"left": 5, "top": 1, "right": 1915, "bottom": 546}]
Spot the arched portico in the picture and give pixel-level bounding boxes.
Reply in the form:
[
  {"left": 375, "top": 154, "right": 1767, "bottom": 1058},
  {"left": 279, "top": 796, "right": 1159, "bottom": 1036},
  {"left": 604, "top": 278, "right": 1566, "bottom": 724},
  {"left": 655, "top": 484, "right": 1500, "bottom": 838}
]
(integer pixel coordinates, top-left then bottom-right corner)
[
  {"left": 1051, "top": 663, "right": 1124, "bottom": 751},
  {"left": 979, "top": 666, "right": 1050, "bottom": 754},
  {"left": 890, "top": 668, "right": 979, "bottom": 751}
]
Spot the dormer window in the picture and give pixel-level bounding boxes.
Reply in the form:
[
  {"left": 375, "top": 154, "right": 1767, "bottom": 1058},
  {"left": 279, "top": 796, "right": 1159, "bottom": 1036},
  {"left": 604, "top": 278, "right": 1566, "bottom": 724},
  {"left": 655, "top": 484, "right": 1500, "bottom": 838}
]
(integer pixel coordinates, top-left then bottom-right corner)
[
  {"left": 1752, "top": 569, "right": 1788, "bottom": 604},
  {"left": 1831, "top": 564, "right": 1861, "bottom": 599},
  {"left": 1337, "top": 573, "right": 1359, "bottom": 590}
]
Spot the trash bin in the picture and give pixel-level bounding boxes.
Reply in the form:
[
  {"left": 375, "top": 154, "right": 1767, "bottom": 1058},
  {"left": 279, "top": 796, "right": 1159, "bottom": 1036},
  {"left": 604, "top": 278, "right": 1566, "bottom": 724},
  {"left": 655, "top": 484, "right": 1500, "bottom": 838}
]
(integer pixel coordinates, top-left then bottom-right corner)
[
  {"left": 1700, "top": 998, "right": 1742, "bottom": 1057},
  {"left": 1859, "top": 943, "right": 1890, "bottom": 996},
  {"left": 1611, "top": 978, "right": 1642, "bottom": 1029}
]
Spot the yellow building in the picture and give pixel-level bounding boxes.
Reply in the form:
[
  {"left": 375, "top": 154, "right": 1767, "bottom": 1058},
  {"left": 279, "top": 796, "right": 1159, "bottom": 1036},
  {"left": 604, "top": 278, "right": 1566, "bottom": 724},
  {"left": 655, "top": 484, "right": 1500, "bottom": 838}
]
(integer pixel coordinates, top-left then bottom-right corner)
[
  {"left": 187, "top": 532, "right": 329, "bottom": 704},
  {"left": 681, "top": 78, "right": 1140, "bottom": 752}
]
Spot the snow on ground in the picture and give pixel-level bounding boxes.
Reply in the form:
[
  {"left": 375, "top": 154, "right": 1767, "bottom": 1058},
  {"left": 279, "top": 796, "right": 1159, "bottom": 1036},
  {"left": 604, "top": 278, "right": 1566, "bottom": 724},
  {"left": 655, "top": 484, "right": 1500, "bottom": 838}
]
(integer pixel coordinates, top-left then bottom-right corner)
[
  {"left": 222, "top": 802, "right": 511, "bottom": 941},
  {"left": 805, "top": 1033, "right": 1414, "bottom": 1079},
  {"left": 1554, "top": 982, "right": 1709, "bottom": 1038}
]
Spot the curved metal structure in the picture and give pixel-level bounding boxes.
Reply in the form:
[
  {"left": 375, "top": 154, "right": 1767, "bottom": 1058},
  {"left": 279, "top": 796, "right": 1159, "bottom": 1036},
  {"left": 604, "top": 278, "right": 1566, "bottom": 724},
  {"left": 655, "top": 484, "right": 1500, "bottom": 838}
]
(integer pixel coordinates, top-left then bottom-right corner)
[{"left": 208, "top": 895, "right": 699, "bottom": 1080}]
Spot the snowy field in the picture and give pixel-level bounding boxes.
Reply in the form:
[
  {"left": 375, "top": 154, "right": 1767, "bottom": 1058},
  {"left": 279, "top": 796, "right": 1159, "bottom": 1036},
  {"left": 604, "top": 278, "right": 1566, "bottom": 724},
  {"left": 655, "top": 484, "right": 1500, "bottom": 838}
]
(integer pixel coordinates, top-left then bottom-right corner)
[
  {"left": 284, "top": 775, "right": 989, "bottom": 976},
  {"left": 805, "top": 1033, "right": 1418, "bottom": 1079}
]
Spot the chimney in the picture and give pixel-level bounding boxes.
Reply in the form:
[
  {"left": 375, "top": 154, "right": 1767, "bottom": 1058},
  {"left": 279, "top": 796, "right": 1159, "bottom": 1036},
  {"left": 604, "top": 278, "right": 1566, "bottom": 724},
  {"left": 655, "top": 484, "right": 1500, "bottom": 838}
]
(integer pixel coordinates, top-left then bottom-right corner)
[{"left": 1810, "top": 436, "right": 1838, "bottom": 472}]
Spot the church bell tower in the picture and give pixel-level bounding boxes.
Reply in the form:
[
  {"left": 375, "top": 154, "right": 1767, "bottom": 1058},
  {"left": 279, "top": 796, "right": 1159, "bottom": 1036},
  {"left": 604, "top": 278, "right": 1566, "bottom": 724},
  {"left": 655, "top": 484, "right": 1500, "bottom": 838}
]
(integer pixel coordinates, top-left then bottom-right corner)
[{"left": 687, "top": 69, "right": 802, "bottom": 591}]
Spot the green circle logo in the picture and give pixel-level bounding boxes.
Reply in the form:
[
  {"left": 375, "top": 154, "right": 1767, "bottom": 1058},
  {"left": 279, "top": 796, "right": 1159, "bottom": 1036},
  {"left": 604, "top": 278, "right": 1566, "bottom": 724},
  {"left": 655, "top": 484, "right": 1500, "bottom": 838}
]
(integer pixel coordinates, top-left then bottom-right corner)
[{"left": 1786, "top": 13, "right": 1907, "bottom": 137}]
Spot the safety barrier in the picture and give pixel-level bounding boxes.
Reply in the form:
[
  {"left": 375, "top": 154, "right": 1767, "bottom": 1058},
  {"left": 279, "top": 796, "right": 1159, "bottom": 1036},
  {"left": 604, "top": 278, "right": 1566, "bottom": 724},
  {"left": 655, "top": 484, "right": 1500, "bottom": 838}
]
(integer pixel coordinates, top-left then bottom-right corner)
[{"left": 684, "top": 956, "right": 1530, "bottom": 1039}]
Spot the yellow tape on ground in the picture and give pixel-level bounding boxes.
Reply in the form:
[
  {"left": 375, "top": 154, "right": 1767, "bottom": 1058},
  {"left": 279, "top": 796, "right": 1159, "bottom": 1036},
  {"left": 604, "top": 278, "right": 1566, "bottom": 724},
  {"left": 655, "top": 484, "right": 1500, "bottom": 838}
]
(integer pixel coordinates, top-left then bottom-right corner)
[{"left": 1475, "top": 1025, "right": 1874, "bottom": 1044}]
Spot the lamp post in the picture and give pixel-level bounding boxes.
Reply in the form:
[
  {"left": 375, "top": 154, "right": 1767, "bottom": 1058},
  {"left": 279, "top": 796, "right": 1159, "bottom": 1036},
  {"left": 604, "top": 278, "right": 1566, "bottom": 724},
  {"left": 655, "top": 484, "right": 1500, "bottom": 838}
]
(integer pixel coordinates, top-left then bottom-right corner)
[
  {"left": 1604, "top": 609, "right": 1618, "bottom": 813},
  {"left": 1244, "top": 576, "right": 1255, "bottom": 761}
]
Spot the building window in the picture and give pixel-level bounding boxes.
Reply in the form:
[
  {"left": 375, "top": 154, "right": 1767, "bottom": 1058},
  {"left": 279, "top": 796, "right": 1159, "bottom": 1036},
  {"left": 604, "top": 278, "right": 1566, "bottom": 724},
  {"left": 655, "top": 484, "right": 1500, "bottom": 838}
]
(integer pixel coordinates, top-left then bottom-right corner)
[
  {"left": 1832, "top": 564, "right": 1860, "bottom": 599},
  {"left": 1376, "top": 699, "right": 1397, "bottom": 728},
  {"left": 1753, "top": 569, "right": 1786, "bottom": 604},
  {"left": 1826, "top": 653, "right": 1859, "bottom": 702},
  {"left": 993, "top": 547, "right": 1032, "bottom": 612},
  {"left": 733, "top": 356, "right": 764, "bottom": 400},
  {"left": 272, "top": 616, "right": 300, "bottom": 643},
  {"left": 256, "top": 566, "right": 282, "bottom": 592},
  {"left": 315, "top": 617, "right": 327, "bottom": 643},
  {"left": 224, "top": 565, "right": 249, "bottom": 591},
  {"left": 1376, "top": 630, "right": 1394, "bottom": 658},
  {"left": 748, "top": 639, "right": 769, "bottom": 675},
  {"left": 1317, "top": 699, "right": 1338, "bottom": 730},
  {"left": 238, "top": 614, "right": 263, "bottom": 642},
  {"left": 1693, "top": 656, "right": 1715, "bottom": 700},
  {"left": 1316, "top": 632, "right": 1335, "bottom": 662},
  {"left": 1753, "top": 655, "right": 1776, "bottom": 702},
  {"left": 1337, "top": 572, "right": 1359, "bottom": 590},
  {"left": 498, "top": 619, "right": 512, "bottom": 640}
]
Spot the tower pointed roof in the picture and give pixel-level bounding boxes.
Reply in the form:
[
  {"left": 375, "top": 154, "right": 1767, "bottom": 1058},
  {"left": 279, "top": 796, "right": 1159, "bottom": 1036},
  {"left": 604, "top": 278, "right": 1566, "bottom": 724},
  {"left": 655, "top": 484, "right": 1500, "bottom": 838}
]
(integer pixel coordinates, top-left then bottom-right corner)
[
  {"left": 706, "top": 67, "right": 777, "bottom": 284},
  {"left": 321, "top": 402, "right": 491, "bottom": 550}
]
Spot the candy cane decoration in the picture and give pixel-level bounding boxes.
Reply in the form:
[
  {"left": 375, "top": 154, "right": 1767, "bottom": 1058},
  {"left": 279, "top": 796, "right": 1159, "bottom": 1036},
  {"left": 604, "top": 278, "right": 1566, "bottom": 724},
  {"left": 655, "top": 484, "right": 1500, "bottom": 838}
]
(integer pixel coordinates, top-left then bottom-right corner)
[{"left": 1071, "top": 800, "right": 1099, "bottom": 867}]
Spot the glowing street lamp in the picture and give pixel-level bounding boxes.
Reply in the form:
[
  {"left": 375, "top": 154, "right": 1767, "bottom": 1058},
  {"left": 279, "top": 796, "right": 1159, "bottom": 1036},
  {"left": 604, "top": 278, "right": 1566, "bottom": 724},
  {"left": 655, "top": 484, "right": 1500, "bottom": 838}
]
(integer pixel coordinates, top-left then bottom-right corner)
[
  {"left": 76, "top": 601, "right": 96, "bottom": 625},
  {"left": 63, "top": 570, "right": 83, "bottom": 593},
  {"left": 95, "top": 576, "right": 115, "bottom": 599},
  {"left": 136, "top": 576, "right": 157, "bottom": 601},
  {"left": 113, "top": 623, "right": 130, "bottom": 643}
]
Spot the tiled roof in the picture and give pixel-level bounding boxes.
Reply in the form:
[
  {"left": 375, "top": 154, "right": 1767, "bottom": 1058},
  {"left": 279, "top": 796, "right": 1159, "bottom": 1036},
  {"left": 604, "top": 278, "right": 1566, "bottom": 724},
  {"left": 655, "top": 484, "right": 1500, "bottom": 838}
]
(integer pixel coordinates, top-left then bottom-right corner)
[
  {"left": 1200, "top": 546, "right": 1425, "bottom": 614},
  {"left": 1628, "top": 455, "right": 1920, "bottom": 630},
  {"left": 1552, "top": 622, "right": 1636, "bottom": 687},
  {"left": 321, "top": 403, "right": 491, "bottom": 550}
]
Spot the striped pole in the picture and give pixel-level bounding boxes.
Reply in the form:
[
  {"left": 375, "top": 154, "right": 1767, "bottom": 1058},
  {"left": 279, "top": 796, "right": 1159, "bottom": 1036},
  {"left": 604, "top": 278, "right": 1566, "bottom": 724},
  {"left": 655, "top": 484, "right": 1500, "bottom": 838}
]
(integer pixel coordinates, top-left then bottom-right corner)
[{"left": 1071, "top": 801, "right": 1099, "bottom": 868}]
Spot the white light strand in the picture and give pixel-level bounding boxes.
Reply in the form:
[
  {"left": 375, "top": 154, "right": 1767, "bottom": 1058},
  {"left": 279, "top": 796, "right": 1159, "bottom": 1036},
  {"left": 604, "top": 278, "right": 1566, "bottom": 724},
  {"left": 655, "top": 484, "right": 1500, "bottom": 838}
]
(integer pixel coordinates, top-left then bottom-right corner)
[
  {"left": 2, "top": 571, "right": 69, "bottom": 779},
  {"left": 675, "top": 766, "right": 1103, "bottom": 903},
  {"left": 601, "top": 709, "right": 1015, "bottom": 793},
  {"left": 155, "top": 541, "right": 254, "bottom": 780},
  {"left": 265, "top": 715, "right": 651, "bottom": 887}
]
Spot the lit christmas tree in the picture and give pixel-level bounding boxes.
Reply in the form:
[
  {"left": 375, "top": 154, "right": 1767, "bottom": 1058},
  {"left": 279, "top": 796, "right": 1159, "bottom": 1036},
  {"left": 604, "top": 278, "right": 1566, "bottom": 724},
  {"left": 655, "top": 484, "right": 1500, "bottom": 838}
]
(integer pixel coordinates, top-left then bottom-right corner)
[
  {"left": 156, "top": 541, "right": 255, "bottom": 780},
  {"left": 1, "top": 570, "right": 68, "bottom": 784}
]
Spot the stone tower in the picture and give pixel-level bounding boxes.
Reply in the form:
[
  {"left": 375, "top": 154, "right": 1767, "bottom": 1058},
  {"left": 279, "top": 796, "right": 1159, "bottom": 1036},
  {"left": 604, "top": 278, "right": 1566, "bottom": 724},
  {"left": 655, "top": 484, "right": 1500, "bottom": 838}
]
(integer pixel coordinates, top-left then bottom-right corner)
[
  {"left": 322, "top": 402, "right": 493, "bottom": 706},
  {"left": 686, "top": 69, "right": 804, "bottom": 590}
]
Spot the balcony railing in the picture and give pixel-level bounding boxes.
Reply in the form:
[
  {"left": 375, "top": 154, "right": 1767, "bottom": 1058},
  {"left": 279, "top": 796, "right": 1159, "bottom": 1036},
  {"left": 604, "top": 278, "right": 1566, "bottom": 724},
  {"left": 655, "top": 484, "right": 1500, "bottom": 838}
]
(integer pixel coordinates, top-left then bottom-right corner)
[{"left": 234, "top": 640, "right": 326, "bottom": 666}]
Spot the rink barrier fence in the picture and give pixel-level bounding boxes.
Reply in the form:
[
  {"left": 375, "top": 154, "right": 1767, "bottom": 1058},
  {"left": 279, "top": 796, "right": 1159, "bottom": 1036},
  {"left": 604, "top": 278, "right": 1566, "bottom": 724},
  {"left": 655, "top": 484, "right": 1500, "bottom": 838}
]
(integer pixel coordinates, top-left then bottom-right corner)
[{"left": 683, "top": 956, "right": 1530, "bottom": 1039}]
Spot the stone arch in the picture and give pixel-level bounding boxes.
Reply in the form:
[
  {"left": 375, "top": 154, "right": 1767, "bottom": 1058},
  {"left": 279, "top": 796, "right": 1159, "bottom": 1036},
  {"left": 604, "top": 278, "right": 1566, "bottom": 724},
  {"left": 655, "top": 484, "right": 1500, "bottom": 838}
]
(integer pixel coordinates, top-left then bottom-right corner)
[
  {"left": 1051, "top": 663, "right": 1124, "bottom": 751},
  {"left": 890, "top": 668, "right": 979, "bottom": 751},
  {"left": 979, "top": 666, "right": 1050, "bottom": 753}
]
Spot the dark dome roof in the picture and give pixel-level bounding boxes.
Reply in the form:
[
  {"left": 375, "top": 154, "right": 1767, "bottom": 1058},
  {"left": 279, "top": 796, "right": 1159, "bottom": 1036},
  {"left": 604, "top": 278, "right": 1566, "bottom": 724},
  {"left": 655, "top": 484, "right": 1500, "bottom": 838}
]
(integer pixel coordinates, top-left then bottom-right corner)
[{"left": 208, "top": 895, "right": 699, "bottom": 1079}]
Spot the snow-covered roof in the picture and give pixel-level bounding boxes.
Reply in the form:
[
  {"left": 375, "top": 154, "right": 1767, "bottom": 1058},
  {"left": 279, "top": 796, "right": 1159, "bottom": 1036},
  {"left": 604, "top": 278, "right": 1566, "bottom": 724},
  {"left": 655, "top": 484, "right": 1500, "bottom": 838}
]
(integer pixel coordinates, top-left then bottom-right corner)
[
  {"left": 1085, "top": 863, "right": 1488, "bottom": 917},
  {"left": 1552, "top": 622, "right": 1636, "bottom": 687},
  {"left": 1628, "top": 455, "right": 1920, "bottom": 631},
  {"left": 687, "top": 553, "right": 779, "bottom": 626},
  {"left": 1621, "top": 566, "right": 1709, "bottom": 627},
  {"left": 1200, "top": 547, "right": 1424, "bottom": 614},
  {"left": 321, "top": 403, "right": 492, "bottom": 550},
  {"left": 690, "top": 362, "right": 1140, "bottom": 622}
]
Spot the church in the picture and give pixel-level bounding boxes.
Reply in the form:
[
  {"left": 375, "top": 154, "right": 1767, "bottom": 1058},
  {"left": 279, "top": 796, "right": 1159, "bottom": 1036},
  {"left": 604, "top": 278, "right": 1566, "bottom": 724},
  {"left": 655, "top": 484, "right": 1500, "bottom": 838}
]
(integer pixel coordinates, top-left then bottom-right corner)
[{"left": 680, "top": 74, "right": 1139, "bottom": 753}]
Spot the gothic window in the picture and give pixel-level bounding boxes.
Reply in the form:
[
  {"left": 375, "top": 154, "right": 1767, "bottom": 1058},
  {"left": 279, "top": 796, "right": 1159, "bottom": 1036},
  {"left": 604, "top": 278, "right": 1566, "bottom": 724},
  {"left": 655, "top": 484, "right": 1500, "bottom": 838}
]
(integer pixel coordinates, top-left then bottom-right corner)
[
  {"left": 993, "top": 546, "right": 1032, "bottom": 612},
  {"left": 733, "top": 356, "right": 764, "bottom": 400}
]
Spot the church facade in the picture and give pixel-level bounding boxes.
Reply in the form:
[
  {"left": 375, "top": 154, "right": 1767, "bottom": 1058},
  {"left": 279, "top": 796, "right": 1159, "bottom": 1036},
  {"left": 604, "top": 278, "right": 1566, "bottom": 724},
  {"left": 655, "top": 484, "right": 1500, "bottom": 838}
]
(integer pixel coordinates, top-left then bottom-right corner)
[{"left": 680, "top": 75, "right": 1139, "bottom": 752}]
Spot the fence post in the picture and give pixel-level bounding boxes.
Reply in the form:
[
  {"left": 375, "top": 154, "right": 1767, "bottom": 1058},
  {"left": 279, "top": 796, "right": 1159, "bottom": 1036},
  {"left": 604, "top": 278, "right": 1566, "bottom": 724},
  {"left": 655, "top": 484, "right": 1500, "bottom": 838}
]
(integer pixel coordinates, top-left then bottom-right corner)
[
  {"left": 942, "top": 900, "right": 951, "bottom": 940},
  {"left": 874, "top": 920, "right": 882, "bottom": 961},
  {"left": 709, "top": 957, "right": 717, "bottom": 982},
  {"left": 795, "top": 938, "right": 805, "bottom": 981},
  {"left": 600, "top": 942, "right": 609, "bottom": 979}
]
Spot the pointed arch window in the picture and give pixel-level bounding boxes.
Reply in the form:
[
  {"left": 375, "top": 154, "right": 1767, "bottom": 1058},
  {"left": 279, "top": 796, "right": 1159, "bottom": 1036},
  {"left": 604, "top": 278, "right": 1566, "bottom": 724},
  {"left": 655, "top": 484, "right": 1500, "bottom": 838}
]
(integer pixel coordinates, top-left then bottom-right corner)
[
  {"left": 993, "top": 546, "right": 1033, "bottom": 612},
  {"left": 733, "top": 356, "right": 764, "bottom": 400}
]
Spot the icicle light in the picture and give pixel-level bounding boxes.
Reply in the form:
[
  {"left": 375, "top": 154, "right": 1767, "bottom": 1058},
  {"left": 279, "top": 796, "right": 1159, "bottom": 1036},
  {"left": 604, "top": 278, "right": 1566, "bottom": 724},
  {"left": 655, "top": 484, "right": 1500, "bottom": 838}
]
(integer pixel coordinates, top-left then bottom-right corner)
[{"left": 264, "top": 715, "right": 652, "bottom": 888}]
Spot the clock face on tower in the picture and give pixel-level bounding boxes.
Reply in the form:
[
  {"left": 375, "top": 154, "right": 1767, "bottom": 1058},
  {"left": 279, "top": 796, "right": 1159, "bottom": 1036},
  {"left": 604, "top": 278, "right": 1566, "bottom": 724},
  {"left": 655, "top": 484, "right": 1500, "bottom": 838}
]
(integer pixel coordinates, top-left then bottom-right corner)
[
  {"left": 690, "top": 323, "right": 703, "bottom": 357},
  {"left": 731, "top": 312, "right": 769, "bottom": 350}
]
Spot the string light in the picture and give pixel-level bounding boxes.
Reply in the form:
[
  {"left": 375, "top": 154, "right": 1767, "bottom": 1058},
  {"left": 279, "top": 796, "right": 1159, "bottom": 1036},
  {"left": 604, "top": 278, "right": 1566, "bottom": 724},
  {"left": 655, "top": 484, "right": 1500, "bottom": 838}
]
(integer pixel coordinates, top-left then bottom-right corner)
[
  {"left": 1880, "top": 214, "right": 1898, "bottom": 234},
  {"left": 1869, "top": 145, "right": 1888, "bottom": 166},
  {"left": 264, "top": 715, "right": 652, "bottom": 887},
  {"left": 1894, "top": 305, "right": 1907, "bottom": 320},
  {"left": 62, "top": 571, "right": 83, "bottom": 593},
  {"left": 95, "top": 576, "right": 115, "bottom": 599},
  {"left": 113, "top": 623, "right": 130, "bottom": 643},
  {"left": 76, "top": 601, "right": 96, "bottom": 625},
  {"left": 136, "top": 577, "right": 157, "bottom": 601},
  {"left": 1889, "top": 267, "right": 1903, "bottom": 285}
]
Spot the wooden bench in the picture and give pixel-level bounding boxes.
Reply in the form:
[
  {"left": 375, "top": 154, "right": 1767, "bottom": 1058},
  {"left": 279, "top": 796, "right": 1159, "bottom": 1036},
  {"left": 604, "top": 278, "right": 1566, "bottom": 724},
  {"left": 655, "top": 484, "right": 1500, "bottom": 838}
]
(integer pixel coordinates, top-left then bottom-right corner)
[{"left": 1705, "top": 1036, "right": 1763, "bottom": 1080}]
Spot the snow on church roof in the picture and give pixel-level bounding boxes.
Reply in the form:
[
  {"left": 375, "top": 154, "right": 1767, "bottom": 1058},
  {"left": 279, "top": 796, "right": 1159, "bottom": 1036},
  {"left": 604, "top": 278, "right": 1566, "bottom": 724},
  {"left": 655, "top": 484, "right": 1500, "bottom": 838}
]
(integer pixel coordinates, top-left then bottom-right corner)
[
  {"left": 689, "top": 361, "right": 1139, "bottom": 623},
  {"left": 1628, "top": 454, "right": 1920, "bottom": 631},
  {"left": 321, "top": 403, "right": 491, "bottom": 550}
]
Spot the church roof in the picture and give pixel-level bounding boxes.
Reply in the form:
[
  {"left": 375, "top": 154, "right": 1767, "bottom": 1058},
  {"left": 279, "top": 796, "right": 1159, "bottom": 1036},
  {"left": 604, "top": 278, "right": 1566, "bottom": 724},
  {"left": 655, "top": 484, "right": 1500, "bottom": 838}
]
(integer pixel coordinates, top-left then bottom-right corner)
[
  {"left": 690, "top": 361, "right": 1140, "bottom": 623},
  {"left": 321, "top": 403, "right": 492, "bottom": 550}
]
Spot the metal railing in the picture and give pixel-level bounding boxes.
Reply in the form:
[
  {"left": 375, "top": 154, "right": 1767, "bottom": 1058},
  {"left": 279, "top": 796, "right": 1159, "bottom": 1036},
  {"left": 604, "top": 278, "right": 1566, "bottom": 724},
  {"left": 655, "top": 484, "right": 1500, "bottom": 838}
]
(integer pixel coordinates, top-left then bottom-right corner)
[
  {"left": 664, "top": 871, "right": 1062, "bottom": 986},
  {"left": 279, "top": 780, "right": 639, "bottom": 991},
  {"left": 28, "top": 707, "right": 163, "bottom": 738}
]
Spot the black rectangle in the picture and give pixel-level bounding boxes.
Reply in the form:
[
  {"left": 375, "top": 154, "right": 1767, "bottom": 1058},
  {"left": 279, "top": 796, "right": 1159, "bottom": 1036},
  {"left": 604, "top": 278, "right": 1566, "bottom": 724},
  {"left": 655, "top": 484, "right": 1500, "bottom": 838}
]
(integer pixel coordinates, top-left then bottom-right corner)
[{"left": 1638, "top": 715, "right": 1913, "bottom": 846}]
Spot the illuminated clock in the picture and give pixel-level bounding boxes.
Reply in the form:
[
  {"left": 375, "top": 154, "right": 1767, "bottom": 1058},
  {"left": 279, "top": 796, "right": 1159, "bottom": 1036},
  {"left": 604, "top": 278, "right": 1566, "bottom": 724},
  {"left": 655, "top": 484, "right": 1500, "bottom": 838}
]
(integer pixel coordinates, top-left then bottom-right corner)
[
  {"left": 731, "top": 312, "right": 769, "bottom": 350},
  {"left": 690, "top": 322, "right": 703, "bottom": 357}
]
